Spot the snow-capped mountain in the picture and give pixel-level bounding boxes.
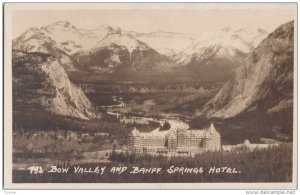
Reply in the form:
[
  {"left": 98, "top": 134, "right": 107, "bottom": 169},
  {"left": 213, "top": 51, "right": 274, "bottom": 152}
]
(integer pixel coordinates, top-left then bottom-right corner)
[
  {"left": 41, "top": 21, "right": 121, "bottom": 55},
  {"left": 75, "top": 32, "right": 174, "bottom": 74},
  {"left": 13, "top": 27, "right": 58, "bottom": 54},
  {"left": 175, "top": 32, "right": 246, "bottom": 65},
  {"left": 13, "top": 24, "right": 81, "bottom": 73},
  {"left": 13, "top": 20, "right": 271, "bottom": 82},
  {"left": 176, "top": 26, "right": 268, "bottom": 65},
  {"left": 128, "top": 32, "right": 197, "bottom": 58},
  {"left": 230, "top": 26, "right": 269, "bottom": 49},
  {"left": 14, "top": 21, "right": 176, "bottom": 76},
  {"left": 172, "top": 26, "right": 269, "bottom": 81},
  {"left": 200, "top": 21, "right": 294, "bottom": 119},
  {"left": 13, "top": 21, "right": 122, "bottom": 56},
  {"left": 96, "top": 33, "right": 145, "bottom": 55}
]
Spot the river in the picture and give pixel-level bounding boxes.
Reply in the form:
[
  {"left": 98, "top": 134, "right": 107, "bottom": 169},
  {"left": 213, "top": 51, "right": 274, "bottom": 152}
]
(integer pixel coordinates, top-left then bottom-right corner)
[
  {"left": 13, "top": 96, "right": 190, "bottom": 170},
  {"left": 106, "top": 98, "right": 190, "bottom": 133}
]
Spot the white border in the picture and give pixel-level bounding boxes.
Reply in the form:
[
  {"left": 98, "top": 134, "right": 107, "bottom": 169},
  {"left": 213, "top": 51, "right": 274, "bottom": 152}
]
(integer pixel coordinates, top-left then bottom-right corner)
[{"left": 2, "top": 2, "right": 298, "bottom": 191}]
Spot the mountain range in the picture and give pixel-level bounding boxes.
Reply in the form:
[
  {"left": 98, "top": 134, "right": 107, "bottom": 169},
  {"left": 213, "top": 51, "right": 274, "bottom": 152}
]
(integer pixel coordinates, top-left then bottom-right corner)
[
  {"left": 12, "top": 20, "right": 294, "bottom": 134},
  {"left": 13, "top": 21, "right": 269, "bottom": 82}
]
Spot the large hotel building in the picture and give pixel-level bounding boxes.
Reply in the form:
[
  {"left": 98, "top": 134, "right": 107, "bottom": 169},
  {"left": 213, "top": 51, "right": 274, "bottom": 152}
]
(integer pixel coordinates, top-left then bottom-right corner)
[{"left": 128, "top": 123, "right": 221, "bottom": 155}]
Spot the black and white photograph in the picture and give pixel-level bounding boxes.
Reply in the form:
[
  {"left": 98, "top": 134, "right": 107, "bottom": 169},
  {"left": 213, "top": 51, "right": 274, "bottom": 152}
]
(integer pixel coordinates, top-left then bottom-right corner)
[{"left": 3, "top": 2, "right": 298, "bottom": 189}]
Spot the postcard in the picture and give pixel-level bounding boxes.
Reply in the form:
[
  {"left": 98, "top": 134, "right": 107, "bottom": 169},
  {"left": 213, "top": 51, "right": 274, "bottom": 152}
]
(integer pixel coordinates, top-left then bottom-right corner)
[{"left": 3, "top": 2, "right": 298, "bottom": 189}]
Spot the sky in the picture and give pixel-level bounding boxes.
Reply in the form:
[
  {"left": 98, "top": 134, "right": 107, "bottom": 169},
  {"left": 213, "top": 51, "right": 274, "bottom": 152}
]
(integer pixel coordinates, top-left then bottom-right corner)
[{"left": 10, "top": 3, "right": 297, "bottom": 38}]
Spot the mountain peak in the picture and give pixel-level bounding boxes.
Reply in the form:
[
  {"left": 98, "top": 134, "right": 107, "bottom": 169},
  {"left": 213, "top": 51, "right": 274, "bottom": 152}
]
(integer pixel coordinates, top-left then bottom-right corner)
[
  {"left": 52, "top": 20, "right": 73, "bottom": 27},
  {"left": 13, "top": 27, "right": 48, "bottom": 50},
  {"left": 234, "top": 25, "right": 268, "bottom": 35},
  {"left": 43, "top": 21, "right": 79, "bottom": 32},
  {"left": 22, "top": 27, "right": 43, "bottom": 37},
  {"left": 96, "top": 24, "right": 121, "bottom": 32},
  {"left": 257, "top": 28, "right": 268, "bottom": 34}
]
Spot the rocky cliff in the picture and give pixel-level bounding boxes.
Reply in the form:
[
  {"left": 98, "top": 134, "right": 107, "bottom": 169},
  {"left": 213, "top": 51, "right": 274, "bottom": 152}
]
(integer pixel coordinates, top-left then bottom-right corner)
[
  {"left": 200, "top": 21, "right": 294, "bottom": 120},
  {"left": 12, "top": 50, "right": 95, "bottom": 120}
]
